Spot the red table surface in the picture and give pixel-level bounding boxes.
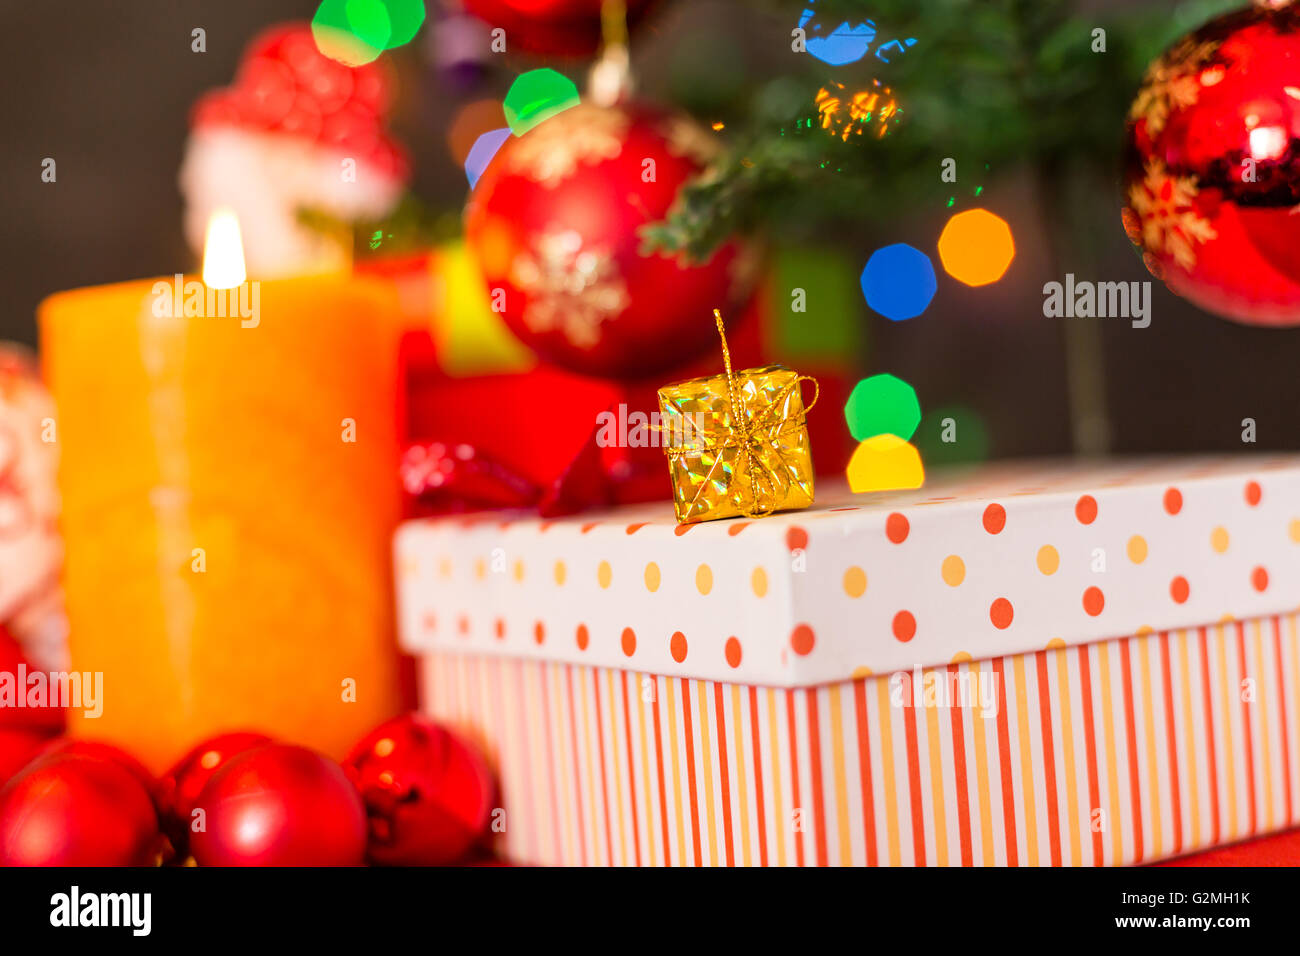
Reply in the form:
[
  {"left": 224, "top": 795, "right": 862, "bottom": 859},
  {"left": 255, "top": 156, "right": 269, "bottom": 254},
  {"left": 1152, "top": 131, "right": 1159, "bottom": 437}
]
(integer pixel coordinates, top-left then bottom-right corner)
[{"left": 1153, "top": 827, "right": 1300, "bottom": 866}]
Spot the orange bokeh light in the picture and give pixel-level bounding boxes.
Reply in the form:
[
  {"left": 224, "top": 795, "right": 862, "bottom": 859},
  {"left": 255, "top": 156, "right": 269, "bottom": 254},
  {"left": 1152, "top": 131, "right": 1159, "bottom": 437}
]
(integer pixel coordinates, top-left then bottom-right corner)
[
  {"left": 448, "top": 99, "right": 508, "bottom": 166},
  {"left": 937, "top": 208, "right": 1016, "bottom": 287}
]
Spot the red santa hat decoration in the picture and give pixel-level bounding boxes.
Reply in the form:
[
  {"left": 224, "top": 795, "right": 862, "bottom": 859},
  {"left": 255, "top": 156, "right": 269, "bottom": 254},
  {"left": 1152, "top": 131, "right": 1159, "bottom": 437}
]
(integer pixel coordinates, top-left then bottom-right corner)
[{"left": 180, "top": 24, "right": 410, "bottom": 277}]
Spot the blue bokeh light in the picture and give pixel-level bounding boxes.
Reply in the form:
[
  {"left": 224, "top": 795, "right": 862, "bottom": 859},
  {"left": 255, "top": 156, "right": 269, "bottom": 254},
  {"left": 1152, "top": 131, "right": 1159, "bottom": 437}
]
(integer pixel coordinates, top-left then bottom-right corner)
[
  {"left": 860, "top": 244, "right": 937, "bottom": 321},
  {"left": 465, "top": 127, "right": 512, "bottom": 189},
  {"left": 798, "top": 8, "right": 876, "bottom": 66}
]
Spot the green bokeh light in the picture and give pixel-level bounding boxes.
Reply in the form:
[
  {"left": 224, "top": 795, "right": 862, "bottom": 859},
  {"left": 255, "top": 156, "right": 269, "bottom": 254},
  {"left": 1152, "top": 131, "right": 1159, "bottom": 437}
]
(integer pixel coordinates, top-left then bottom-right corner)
[
  {"left": 769, "top": 245, "right": 866, "bottom": 362},
  {"left": 345, "top": 0, "right": 392, "bottom": 48},
  {"left": 844, "top": 374, "right": 921, "bottom": 443},
  {"left": 313, "top": 0, "right": 389, "bottom": 66},
  {"left": 504, "top": 69, "right": 581, "bottom": 136},
  {"left": 380, "top": 0, "right": 426, "bottom": 48}
]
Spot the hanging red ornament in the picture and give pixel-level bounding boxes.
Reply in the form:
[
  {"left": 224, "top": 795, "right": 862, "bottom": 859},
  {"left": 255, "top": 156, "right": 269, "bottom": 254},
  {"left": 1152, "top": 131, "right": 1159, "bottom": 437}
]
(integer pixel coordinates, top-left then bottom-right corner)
[
  {"left": 462, "top": 0, "right": 655, "bottom": 56},
  {"left": 466, "top": 102, "right": 755, "bottom": 379},
  {"left": 1123, "top": 2, "right": 1300, "bottom": 325},
  {"left": 190, "top": 744, "right": 366, "bottom": 866},
  {"left": 343, "top": 714, "right": 494, "bottom": 865},
  {"left": 156, "top": 731, "right": 272, "bottom": 856},
  {"left": 0, "top": 753, "right": 161, "bottom": 865}
]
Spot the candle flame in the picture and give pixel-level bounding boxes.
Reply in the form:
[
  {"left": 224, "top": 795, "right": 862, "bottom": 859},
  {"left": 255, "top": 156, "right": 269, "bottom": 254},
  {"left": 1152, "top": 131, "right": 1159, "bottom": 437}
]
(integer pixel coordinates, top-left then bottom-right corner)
[{"left": 202, "top": 209, "right": 247, "bottom": 289}]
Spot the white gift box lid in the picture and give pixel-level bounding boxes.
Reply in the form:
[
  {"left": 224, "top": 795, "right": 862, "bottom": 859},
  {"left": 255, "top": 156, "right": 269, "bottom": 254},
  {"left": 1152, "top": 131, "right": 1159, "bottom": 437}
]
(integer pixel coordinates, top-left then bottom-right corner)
[{"left": 395, "top": 455, "right": 1300, "bottom": 687}]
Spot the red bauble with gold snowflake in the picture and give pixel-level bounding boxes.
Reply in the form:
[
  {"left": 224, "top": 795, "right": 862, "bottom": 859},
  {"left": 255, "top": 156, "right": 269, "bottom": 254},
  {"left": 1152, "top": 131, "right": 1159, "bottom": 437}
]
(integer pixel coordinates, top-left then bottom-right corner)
[
  {"left": 465, "top": 102, "right": 754, "bottom": 378},
  {"left": 1123, "top": 2, "right": 1300, "bottom": 326}
]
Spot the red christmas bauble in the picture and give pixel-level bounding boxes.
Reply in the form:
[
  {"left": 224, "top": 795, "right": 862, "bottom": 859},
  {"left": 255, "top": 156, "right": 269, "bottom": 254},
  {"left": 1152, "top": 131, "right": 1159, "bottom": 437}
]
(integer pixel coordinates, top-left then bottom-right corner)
[
  {"left": 1124, "top": 3, "right": 1300, "bottom": 325},
  {"left": 343, "top": 714, "right": 494, "bottom": 865},
  {"left": 157, "top": 731, "right": 272, "bottom": 855},
  {"left": 462, "top": 1, "right": 656, "bottom": 56},
  {"left": 466, "top": 102, "right": 754, "bottom": 378},
  {"left": 0, "top": 753, "right": 161, "bottom": 865},
  {"left": 190, "top": 744, "right": 366, "bottom": 866},
  {"left": 39, "top": 739, "right": 156, "bottom": 798}
]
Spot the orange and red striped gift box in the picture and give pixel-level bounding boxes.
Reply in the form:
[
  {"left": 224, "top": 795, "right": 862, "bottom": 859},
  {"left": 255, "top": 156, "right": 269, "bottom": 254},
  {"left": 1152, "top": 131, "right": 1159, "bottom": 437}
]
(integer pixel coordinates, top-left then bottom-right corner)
[{"left": 396, "top": 456, "right": 1300, "bottom": 865}]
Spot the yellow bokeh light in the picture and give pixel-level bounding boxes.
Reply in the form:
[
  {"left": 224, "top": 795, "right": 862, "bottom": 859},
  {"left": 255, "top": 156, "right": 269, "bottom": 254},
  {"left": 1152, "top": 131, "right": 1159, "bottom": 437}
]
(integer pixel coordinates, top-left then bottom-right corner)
[
  {"left": 937, "top": 208, "right": 1015, "bottom": 287},
  {"left": 815, "top": 79, "right": 899, "bottom": 141},
  {"left": 846, "top": 433, "right": 925, "bottom": 493}
]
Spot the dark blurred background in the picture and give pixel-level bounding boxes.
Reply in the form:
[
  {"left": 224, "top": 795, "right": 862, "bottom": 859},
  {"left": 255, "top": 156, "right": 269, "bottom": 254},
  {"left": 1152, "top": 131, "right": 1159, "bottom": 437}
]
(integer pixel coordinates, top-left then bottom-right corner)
[{"left": 2, "top": 0, "right": 1297, "bottom": 457}]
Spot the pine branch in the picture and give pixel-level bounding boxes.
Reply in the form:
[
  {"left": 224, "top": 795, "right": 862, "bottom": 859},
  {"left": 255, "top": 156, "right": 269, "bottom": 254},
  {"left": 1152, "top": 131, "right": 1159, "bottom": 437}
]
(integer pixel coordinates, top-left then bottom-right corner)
[{"left": 646, "top": 0, "right": 1244, "bottom": 260}]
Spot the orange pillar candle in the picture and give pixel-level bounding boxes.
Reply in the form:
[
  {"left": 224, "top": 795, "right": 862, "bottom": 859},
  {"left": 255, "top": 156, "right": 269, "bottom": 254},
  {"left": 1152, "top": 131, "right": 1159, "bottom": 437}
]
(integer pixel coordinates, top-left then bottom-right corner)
[{"left": 39, "top": 244, "right": 404, "bottom": 771}]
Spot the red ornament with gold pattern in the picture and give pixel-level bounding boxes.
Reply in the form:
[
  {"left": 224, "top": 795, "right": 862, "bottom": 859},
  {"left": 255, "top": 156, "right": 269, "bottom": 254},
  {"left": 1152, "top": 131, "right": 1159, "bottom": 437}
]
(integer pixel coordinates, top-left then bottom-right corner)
[
  {"left": 1123, "top": 1, "right": 1300, "bottom": 326},
  {"left": 465, "top": 102, "right": 754, "bottom": 378}
]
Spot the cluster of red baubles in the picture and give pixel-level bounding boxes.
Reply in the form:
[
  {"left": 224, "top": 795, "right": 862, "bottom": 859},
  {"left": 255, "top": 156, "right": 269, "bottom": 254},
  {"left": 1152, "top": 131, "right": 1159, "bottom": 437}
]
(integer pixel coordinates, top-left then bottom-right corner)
[
  {"left": 191, "top": 23, "right": 408, "bottom": 180},
  {"left": 0, "top": 630, "right": 494, "bottom": 866}
]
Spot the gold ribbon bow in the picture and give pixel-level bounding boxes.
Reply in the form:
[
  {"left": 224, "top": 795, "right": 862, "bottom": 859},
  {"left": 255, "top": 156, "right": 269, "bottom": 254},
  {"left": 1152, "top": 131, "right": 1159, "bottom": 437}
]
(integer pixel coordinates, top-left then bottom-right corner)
[{"left": 662, "top": 309, "right": 819, "bottom": 520}]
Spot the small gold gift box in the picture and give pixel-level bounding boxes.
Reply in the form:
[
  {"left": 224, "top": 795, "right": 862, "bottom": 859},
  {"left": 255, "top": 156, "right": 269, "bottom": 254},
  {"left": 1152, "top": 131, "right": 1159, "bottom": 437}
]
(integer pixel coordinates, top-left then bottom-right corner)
[{"left": 657, "top": 311, "right": 818, "bottom": 524}]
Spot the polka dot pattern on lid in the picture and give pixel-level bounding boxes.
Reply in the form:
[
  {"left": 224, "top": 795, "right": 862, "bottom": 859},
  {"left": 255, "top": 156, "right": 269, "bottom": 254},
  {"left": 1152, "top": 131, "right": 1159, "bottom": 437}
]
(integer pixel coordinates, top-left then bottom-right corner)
[
  {"left": 843, "top": 566, "right": 867, "bottom": 597},
  {"left": 982, "top": 503, "right": 1006, "bottom": 534},
  {"left": 1164, "top": 487, "right": 1183, "bottom": 515},
  {"left": 990, "top": 598, "right": 1014, "bottom": 629},
  {"left": 791, "top": 624, "right": 816, "bottom": 655},
  {"left": 1170, "top": 576, "right": 1190, "bottom": 604},
  {"left": 941, "top": 555, "right": 965, "bottom": 586},
  {"left": 1245, "top": 481, "right": 1262, "bottom": 506},
  {"left": 397, "top": 457, "right": 1300, "bottom": 688},
  {"left": 695, "top": 564, "right": 713, "bottom": 595},
  {"left": 1075, "top": 495, "right": 1097, "bottom": 525},
  {"left": 725, "top": 637, "right": 743, "bottom": 668}
]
